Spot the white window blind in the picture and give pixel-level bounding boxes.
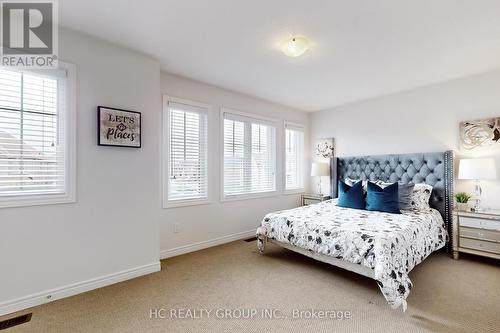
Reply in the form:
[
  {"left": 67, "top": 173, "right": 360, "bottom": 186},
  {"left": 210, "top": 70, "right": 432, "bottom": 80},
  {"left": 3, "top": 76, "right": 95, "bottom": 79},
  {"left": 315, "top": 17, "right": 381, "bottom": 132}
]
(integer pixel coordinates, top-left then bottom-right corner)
[
  {"left": 0, "top": 68, "right": 67, "bottom": 198},
  {"left": 285, "top": 123, "right": 304, "bottom": 191},
  {"left": 223, "top": 111, "right": 276, "bottom": 198},
  {"left": 166, "top": 101, "right": 208, "bottom": 202}
]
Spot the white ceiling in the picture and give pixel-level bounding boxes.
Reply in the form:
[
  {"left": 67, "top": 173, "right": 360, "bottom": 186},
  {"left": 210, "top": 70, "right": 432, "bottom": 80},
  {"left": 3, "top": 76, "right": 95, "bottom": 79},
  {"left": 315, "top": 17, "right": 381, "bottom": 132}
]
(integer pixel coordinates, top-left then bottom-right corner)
[{"left": 59, "top": 0, "right": 500, "bottom": 111}]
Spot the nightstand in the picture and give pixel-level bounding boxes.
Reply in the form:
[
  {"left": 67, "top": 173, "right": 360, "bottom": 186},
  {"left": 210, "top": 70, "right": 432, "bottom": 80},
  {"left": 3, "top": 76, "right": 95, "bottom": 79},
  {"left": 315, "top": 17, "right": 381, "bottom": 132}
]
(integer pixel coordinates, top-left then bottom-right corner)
[
  {"left": 301, "top": 194, "right": 331, "bottom": 206},
  {"left": 452, "top": 210, "right": 500, "bottom": 260}
]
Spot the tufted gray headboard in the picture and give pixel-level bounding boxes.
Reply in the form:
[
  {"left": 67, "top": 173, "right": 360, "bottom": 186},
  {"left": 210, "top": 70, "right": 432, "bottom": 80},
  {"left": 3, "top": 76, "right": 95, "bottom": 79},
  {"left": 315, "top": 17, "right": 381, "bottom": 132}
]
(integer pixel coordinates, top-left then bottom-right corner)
[{"left": 330, "top": 151, "right": 454, "bottom": 252}]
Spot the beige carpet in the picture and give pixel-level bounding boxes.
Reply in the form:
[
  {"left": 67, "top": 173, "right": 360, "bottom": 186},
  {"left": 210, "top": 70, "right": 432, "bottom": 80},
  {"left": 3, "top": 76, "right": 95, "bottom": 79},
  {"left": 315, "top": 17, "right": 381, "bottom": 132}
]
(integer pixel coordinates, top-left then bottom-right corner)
[{"left": 1, "top": 240, "right": 499, "bottom": 333}]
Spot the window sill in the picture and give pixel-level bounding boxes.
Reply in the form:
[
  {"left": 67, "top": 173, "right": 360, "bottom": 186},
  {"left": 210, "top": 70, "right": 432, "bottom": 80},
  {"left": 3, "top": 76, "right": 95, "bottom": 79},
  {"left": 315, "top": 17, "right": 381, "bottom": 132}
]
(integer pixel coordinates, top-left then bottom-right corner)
[
  {"left": 163, "top": 198, "right": 211, "bottom": 209},
  {"left": 283, "top": 188, "right": 306, "bottom": 195},
  {"left": 0, "top": 193, "right": 76, "bottom": 209},
  {"left": 221, "top": 191, "right": 278, "bottom": 203}
]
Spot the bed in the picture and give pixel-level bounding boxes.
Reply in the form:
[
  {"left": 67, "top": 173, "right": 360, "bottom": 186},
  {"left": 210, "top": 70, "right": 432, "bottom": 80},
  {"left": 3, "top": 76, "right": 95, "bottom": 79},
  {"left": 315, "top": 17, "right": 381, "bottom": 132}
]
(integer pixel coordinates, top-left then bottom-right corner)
[{"left": 256, "top": 151, "right": 454, "bottom": 311}]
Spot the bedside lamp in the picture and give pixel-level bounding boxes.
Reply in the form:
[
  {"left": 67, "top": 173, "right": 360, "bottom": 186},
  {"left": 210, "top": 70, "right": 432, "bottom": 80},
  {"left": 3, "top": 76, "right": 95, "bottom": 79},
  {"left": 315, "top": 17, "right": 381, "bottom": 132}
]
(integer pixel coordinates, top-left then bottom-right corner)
[
  {"left": 311, "top": 162, "right": 330, "bottom": 196},
  {"left": 458, "top": 158, "right": 497, "bottom": 212}
]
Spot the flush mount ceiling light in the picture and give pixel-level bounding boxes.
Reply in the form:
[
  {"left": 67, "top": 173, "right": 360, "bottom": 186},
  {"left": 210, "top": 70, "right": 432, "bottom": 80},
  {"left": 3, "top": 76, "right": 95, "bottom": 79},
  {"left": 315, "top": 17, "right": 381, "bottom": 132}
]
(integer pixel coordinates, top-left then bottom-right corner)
[{"left": 281, "top": 36, "right": 310, "bottom": 57}]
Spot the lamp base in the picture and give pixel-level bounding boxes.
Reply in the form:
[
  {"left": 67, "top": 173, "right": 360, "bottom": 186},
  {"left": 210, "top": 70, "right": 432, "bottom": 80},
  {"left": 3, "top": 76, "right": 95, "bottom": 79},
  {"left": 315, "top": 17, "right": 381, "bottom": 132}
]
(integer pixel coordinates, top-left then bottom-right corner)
[
  {"left": 471, "top": 180, "right": 482, "bottom": 212},
  {"left": 471, "top": 201, "right": 481, "bottom": 212},
  {"left": 317, "top": 177, "right": 323, "bottom": 196}
]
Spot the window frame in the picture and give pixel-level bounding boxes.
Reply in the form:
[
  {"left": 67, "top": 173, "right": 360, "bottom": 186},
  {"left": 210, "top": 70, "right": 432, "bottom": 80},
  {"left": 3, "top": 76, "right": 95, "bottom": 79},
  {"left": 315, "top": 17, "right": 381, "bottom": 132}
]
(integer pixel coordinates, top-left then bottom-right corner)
[
  {"left": 162, "top": 95, "right": 211, "bottom": 208},
  {"left": 283, "top": 121, "right": 306, "bottom": 195},
  {"left": 0, "top": 61, "right": 76, "bottom": 209},
  {"left": 220, "top": 107, "right": 277, "bottom": 202}
]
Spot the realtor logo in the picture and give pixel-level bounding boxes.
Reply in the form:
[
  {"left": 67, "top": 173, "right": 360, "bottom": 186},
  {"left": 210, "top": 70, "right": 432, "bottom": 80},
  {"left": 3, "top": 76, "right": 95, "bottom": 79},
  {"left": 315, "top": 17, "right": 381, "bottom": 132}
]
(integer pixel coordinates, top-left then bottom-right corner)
[{"left": 1, "top": 0, "right": 58, "bottom": 68}]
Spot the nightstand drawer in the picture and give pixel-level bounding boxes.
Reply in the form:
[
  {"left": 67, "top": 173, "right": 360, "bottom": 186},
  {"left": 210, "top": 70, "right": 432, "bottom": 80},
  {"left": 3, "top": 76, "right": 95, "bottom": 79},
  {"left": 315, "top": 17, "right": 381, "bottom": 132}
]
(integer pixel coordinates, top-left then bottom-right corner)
[
  {"left": 460, "top": 217, "right": 500, "bottom": 231},
  {"left": 460, "top": 237, "right": 500, "bottom": 254},
  {"left": 460, "top": 227, "right": 500, "bottom": 242}
]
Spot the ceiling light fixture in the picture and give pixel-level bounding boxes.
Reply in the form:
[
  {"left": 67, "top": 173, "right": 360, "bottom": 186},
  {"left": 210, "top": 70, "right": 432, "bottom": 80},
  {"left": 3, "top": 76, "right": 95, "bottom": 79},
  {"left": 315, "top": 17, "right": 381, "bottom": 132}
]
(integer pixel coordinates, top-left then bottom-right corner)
[{"left": 282, "top": 36, "right": 310, "bottom": 57}]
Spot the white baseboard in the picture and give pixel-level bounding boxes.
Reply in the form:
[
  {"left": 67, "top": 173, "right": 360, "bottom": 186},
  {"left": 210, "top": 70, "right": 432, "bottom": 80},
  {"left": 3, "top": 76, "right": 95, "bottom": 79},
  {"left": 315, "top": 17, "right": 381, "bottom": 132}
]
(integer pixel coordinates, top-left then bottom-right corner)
[
  {"left": 1, "top": 230, "right": 257, "bottom": 316},
  {"left": 0, "top": 262, "right": 160, "bottom": 316},
  {"left": 160, "top": 229, "right": 256, "bottom": 259}
]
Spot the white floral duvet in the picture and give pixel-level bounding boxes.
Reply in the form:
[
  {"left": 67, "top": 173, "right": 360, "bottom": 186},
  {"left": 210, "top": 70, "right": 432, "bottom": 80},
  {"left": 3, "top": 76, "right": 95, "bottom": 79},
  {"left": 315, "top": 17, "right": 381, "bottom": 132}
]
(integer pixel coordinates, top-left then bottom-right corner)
[{"left": 256, "top": 199, "right": 447, "bottom": 311}]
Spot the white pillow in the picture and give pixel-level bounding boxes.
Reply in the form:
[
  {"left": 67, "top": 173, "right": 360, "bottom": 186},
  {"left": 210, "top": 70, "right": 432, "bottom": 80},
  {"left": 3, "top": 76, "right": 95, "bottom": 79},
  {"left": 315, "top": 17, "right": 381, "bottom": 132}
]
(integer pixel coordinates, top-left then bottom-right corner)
[
  {"left": 344, "top": 178, "right": 367, "bottom": 192},
  {"left": 410, "top": 183, "right": 433, "bottom": 211}
]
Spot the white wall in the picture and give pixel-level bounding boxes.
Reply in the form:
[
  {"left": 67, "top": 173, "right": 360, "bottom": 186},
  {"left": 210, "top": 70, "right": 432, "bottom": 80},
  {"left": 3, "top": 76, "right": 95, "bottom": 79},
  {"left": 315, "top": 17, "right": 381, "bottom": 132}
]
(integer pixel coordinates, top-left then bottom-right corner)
[
  {"left": 0, "top": 30, "right": 310, "bottom": 314},
  {"left": 160, "top": 73, "right": 309, "bottom": 256},
  {"left": 310, "top": 70, "right": 500, "bottom": 209},
  {"left": 0, "top": 29, "right": 161, "bottom": 313}
]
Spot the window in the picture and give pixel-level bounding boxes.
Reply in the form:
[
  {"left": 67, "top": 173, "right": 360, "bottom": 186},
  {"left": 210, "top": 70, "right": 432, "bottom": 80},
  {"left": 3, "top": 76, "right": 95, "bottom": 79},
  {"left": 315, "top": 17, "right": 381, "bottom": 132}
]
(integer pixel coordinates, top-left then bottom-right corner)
[
  {"left": 164, "top": 98, "right": 208, "bottom": 206},
  {"left": 0, "top": 64, "right": 75, "bottom": 208},
  {"left": 223, "top": 109, "right": 276, "bottom": 199},
  {"left": 284, "top": 122, "right": 305, "bottom": 191}
]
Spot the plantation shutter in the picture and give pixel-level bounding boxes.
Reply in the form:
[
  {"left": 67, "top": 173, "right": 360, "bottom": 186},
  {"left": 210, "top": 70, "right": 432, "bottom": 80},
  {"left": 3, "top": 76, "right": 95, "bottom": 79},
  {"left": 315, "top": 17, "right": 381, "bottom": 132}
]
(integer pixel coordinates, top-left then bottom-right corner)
[
  {"left": 285, "top": 123, "right": 305, "bottom": 190},
  {"left": 167, "top": 101, "right": 208, "bottom": 201},
  {"left": 223, "top": 111, "right": 276, "bottom": 197},
  {"left": 0, "top": 68, "right": 67, "bottom": 197}
]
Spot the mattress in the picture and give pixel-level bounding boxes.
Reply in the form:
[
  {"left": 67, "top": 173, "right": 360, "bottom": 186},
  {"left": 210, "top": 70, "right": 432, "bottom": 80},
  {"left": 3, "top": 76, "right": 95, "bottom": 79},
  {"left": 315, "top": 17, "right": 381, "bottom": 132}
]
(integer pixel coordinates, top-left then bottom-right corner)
[{"left": 256, "top": 199, "right": 447, "bottom": 310}]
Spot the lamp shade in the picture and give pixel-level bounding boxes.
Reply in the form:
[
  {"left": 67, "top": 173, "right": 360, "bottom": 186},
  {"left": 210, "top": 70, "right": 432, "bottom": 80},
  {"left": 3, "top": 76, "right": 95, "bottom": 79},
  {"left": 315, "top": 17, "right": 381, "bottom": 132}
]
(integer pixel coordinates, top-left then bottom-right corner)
[
  {"left": 311, "top": 162, "right": 329, "bottom": 177},
  {"left": 458, "top": 158, "right": 497, "bottom": 180}
]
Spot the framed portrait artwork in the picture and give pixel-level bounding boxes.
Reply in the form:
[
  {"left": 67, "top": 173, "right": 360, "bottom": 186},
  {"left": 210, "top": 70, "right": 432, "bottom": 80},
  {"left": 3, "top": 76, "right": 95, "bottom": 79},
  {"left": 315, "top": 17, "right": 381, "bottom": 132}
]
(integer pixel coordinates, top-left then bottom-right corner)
[{"left": 97, "top": 106, "right": 141, "bottom": 148}]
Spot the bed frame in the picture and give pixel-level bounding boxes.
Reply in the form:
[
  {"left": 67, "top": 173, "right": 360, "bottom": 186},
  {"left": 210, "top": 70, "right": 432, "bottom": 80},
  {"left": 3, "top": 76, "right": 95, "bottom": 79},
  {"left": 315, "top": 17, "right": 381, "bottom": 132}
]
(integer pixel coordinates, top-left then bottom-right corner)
[{"left": 259, "top": 151, "right": 455, "bottom": 279}]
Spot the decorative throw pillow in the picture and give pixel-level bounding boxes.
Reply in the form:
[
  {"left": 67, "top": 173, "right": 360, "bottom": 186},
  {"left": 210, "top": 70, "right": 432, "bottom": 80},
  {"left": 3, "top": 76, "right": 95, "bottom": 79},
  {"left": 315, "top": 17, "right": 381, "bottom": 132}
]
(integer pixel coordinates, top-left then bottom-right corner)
[
  {"left": 345, "top": 178, "right": 368, "bottom": 192},
  {"left": 376, "top": 181, "right": 415, "bottom": 210},
  {"left": 366, "top": 182, "right": 401, "bottom": 214},
  {"left": 337, "top": 180, "right": 365, "bottom": 210},
  {"left": 410, "top": 183, "right": 433, "bottom": 211}
]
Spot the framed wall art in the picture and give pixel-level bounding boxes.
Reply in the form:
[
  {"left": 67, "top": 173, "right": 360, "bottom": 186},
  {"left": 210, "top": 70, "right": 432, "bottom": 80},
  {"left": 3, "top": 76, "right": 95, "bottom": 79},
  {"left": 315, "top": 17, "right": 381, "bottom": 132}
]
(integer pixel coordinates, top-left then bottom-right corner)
[
  {"left": 97, "top": 106, "right": 141, "bottom": 148},
  {"left": 314, "top": 137, "right": 334, "bottom": 159},
  {"left": 460, "top": 117, "right": 500, "bottom": 151}
]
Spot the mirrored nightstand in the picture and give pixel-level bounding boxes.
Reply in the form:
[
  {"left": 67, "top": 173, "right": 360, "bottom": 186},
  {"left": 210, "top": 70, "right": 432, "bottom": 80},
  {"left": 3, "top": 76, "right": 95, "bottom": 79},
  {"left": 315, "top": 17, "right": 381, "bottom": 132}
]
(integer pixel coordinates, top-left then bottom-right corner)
[
  {"left": 301, "top": 194, "right": 331, "bottom": 206},
  {"left": 452, "top": 210, "right": 500, "bottom": 260}
]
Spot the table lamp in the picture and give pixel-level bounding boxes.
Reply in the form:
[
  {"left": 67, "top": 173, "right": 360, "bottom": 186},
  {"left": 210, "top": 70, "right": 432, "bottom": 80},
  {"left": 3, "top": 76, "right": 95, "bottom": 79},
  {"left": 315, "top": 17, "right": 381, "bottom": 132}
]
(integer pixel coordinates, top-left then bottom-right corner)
[
  {"left": 458, "top": 158, "right": 497, "bottom": 211},
  {"left": 311, "top": 162, "right": 330, "bottom": 195}
]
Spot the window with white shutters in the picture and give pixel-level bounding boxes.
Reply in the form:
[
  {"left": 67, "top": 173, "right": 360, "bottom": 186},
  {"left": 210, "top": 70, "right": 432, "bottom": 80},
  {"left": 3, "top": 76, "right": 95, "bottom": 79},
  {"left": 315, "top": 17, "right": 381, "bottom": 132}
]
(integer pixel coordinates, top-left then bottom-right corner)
[
  {"left": 0, "top": 65, "right": 75, "bottom": 207},
  {"left": 164, "top": 99, "right": 208, "bottom": 205},
  {"left": 223, "top": 109, "right": 276, "bottom": 198},
  {"left": 285, "top": 123, "right": 305, "bottom": 191}
]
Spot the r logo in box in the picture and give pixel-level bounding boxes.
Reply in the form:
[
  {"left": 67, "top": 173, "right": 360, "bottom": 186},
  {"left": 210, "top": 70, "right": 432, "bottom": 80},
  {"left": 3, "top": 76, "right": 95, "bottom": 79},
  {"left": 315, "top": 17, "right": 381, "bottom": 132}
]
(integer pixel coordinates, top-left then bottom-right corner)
[{"left": 1, "top": 0, "right": 58, "bottom": 68}]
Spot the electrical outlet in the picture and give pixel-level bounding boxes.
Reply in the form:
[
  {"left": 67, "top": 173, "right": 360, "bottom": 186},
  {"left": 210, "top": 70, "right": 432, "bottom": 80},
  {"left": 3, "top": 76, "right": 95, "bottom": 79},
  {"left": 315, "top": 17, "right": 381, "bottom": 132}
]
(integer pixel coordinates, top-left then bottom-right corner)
[{"left": 173, "top": 223, "right": 179, "bottom": 233}]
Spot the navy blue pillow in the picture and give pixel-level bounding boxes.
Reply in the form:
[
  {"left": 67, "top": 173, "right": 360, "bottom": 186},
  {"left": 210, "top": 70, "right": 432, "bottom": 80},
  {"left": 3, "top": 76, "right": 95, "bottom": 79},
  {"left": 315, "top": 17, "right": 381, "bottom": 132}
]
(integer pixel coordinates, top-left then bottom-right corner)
[
  {"left": 366, "top": 182, "right": 401, "bottom": 214},
  {"left": 337, "top": 180, "right": 365, "bottom": 210}
]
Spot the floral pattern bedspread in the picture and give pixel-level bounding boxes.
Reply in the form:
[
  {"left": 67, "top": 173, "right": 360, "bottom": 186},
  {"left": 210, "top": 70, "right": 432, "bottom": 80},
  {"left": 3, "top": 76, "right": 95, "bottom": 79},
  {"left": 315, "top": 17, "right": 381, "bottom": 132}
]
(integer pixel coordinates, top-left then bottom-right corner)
[{"left": 256, "top": 199, "right": 447, "bottom": 311}]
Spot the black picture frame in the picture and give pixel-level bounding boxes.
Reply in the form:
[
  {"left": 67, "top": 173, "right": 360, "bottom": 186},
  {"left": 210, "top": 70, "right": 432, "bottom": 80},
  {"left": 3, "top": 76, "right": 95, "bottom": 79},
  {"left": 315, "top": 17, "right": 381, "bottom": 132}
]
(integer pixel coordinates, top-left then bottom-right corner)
[{"left": 97, "top": 106, "right": 141, "bottom": 148}]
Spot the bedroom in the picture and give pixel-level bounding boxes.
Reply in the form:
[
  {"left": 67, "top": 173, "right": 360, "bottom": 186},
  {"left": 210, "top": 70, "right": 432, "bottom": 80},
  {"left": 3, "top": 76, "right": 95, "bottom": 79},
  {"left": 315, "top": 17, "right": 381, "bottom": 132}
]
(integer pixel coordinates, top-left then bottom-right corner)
[{"left": 0, "top": 1, "right": 499, "bottom": 332}]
